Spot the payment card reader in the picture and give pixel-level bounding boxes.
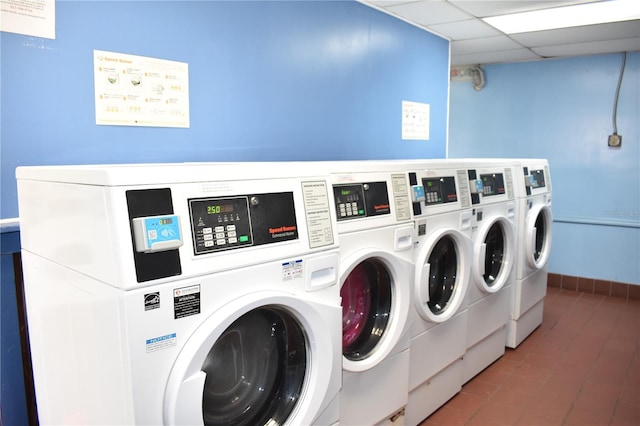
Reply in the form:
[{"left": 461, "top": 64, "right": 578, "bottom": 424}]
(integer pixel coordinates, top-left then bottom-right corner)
[{"left": 132, "top": 214, "right": 183, "bottom": 253}]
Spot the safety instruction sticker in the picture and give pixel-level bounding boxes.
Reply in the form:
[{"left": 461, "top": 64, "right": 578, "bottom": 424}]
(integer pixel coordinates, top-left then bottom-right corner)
[
  {"left": 173, "top": 285, "right": 200, "bottom": 319},
  {"left": 282, "top": 259, "right": 303, "bottom": 281},
  {"left": 391, "top": 174, "right": 411, "bottom": 222},
  {"left": 302, "top": 181, "right": 334, "bottom": 248},
  {"left": 146, "top": 333, "right": 176, "bottom": 353}
]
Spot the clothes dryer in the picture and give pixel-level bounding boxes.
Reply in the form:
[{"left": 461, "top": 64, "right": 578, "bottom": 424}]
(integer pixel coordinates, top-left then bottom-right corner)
[
  {"left": 329, "top": 163, "right": 414, "bottom": 426},
  {"left": 17, "top": 163, "right": 343, "bottom": 426},
  {"left": 404, "top": 164, "right": 473, "bottom": 425},
  {"left": 507, "top": 159, "right": 553, "bottom": 348},
  {"left": 458, "top": 161, "right": 516, "bottom": 382}
]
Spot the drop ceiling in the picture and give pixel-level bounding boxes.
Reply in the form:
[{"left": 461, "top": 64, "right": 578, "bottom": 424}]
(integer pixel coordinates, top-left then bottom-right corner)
[{"left": 361, "top": 1, "right": 640, "bottom": 66}]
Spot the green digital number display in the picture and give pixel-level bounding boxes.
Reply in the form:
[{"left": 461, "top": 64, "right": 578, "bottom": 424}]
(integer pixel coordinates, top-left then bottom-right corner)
[{"left": 207, "top": 204, "right": 234, "bottom": 215}]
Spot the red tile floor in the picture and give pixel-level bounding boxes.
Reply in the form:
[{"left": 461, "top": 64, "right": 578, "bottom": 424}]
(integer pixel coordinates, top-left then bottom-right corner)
[{"left": 419, "top": 288, "right": 640, "bottom": 426}]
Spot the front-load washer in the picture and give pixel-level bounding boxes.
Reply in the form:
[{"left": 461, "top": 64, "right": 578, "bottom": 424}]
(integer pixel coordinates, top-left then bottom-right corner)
[
  {"left": 457, "top": 161, "right": 517, "bottom": 382},
  {"left": 507, "top": 159, "right": 553, "bottom": 348},
  {"left": 17, "top": 162, "right": 343, "bottom": 426},
  {"left": 328, "top": 163, "right": 414, "bottom": 426},
  {"left": 404, "top": 164, "right": 473, "bottom": 426}
]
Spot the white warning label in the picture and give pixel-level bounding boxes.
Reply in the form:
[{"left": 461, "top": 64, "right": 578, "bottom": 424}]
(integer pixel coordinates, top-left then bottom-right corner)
[
  {"left": 146, "top": 333, "right": 177, "bottom": 353},
  {"left": 282, "top": 259, "right": 303, "bottom": 281}
]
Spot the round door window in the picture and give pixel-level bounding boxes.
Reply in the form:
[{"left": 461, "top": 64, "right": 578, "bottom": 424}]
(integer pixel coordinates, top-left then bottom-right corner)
[
  {"left": 200, "top": 307, "right": 306, "bottom": 426},
  {"left": 428, "top": 236, "right": 458, "bottom": 315},
  {"left": 341, "top": 259, "right": 392, "bottom": 361},
  {"left": 483, "top": 222, "right": 505, "bottom": 287},
  {"left": 533, "top": 211, "right": 547, "bottom": 261}
]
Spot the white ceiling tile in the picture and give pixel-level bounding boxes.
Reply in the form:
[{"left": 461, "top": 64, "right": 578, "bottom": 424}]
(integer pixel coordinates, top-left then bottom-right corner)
[
  {"left": 451, "top": 48, "right": 543, "bottom": 66},
  {"left": 429, "top": 18, "right": 502, "bottom": 40},
  {"left": 361, "top": 0, "right": 640, "bottom": 65},
  {"left": 449, "top": 1, "right": 598, "bottom": 18},
  {"left": 511, "top": 20, "right": 640, "bottom": 47},
  {"left": 533, "top": 37, "right": 640, "bottom": 57},
  {"left": 385, "top": 0, "right": 473, "bottom": 26},
  {"left": 451, "top": 35, "right": 523, "bottom": 54}
]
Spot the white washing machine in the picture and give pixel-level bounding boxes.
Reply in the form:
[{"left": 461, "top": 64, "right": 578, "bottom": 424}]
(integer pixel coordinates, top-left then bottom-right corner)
[
  {"left": 328, "top": 163, "right": 414, "bottom": 426},
  {"left": 507, "top": 159, "right": 553, "bottom": 348},
  {"left": 457, "top": 161, "right": 517, "bottom": 382},
  {"left": 17, "top": 163, "right": 343, "bottom": 426},
  {"left": 404, "top": 164, "right": 473, "bottom": 426}
]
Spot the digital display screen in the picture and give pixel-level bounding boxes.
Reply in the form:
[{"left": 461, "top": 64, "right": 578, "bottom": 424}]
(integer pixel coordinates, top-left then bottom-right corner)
[
  {"left": 158, "top": 218, "right": 173, "bottom": 225},
  {"left": 207, "top": 204, "right": 234, "bottom": 215}
]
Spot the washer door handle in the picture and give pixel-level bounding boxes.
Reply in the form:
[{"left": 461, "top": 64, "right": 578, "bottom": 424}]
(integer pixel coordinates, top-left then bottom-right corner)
[
  {"left": 419, "top": 263, "right": 431, "bottom": 304},
  {"left": 478, "top": 243, "right": 486, "bottom": 276}
]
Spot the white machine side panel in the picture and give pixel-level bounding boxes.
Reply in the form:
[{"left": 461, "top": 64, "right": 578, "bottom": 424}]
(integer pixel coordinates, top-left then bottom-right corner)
[
  {"left": 18, "top": 180, "right": 131, "bottom": 285},
  {"left": 21, "top": 251, "right": 133, "bottom": 424}
]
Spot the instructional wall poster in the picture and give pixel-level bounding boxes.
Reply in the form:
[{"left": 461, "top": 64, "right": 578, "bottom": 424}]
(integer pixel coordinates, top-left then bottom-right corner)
[
  {"left": 94, "top": 50, "right": 190, "bottom": 128},
  {"left": 0, "top": 0, "right": 55, "bottom": 39},
  {"left": 402, "top": 100, "right": 430, "bottom": 141}
]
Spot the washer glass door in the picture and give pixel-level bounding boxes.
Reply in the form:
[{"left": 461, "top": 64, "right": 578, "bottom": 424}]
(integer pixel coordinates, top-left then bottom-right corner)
[
  {"left": 341, "top": 259, "right": 392, "bottom": 361},
  {"left": 525, "top": 204, "right": 553, "bottom": 270},
  {"left": 533, "top": 212, "right": 547, "bottom": 262},
  {"left": 483, "top": 222, "right": 505, "bottom": 287},
  {"left": 201, "top": 307, "right": 306, "bottom": 426},
  {"left": 428, "top": 235, "right": 458, "bottom": 315}
]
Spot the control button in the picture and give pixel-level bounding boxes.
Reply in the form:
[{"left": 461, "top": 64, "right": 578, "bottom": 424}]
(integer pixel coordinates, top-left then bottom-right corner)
[
  {"left": 215, "top": 232, "right": 225, "bottom": 239},
  {"left": 204, "top": 240, "right": 214, "bottom": 247},
  {"left": 203, "top": 227, "right": 213, "bottom": 234},
  {"left": 228, "top": 237, "right": 238, "bottom": 244},
  {"left": 203, "top": 234, "right": 214, "bottom": 241},
  {"left": 216, "top": 238, "right": 226, "bottom": 245},
  {"left": 214, "top": 226, "right": 225, "bottom": 233},
  {"left": 227, "top": 224, "right": 236, "bottom": 231},
  {"left": 227, "top": 230, "right": 237, "bottom": 238}
]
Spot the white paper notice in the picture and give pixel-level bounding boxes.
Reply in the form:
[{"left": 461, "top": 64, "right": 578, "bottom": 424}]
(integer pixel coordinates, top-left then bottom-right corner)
[
  {"left": 402, "top": 100, "right": 430, "bottom": 141},
  {"left": 0, "top": 0, "right": 55, "bottom": 39},
  {"left": 94, "top": 50, "right": 190, "bottom": 128},
  {"left": 302, "top": 181, "right": 335, "bottom": 249}
]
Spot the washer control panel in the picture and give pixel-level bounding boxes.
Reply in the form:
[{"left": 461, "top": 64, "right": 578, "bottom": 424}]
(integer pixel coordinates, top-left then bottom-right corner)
[
  {"left": 188, "top": 192, "right": 298, "bottom": 256},
  {"left": 479, "top": 173, "right": 506, "bottom": 196},
  {"left": 421, "top": 176, "right": 458, "bottom": 205},
  {"left": 333, "top": 182, "right": 390, "bottom": 221},
  {"left": 188, "top": 197, "right": 253, "bottom": 255}
]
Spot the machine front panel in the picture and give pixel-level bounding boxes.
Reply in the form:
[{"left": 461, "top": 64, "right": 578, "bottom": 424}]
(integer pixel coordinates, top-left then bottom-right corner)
[
  {"left": 189, "top": 192, "right": 298, "bottom": 256},
  {"left": 479, "top": 173, "right": 506, "bottom": 197},
  {"left": 333, "top": 182, "right": 390, "bottom": 221},
  {"left": 421, "top": 176, "right": 457, "bottom": 206}
]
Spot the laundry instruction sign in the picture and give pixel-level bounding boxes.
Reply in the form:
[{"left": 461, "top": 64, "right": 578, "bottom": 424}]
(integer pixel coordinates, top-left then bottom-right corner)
[{"left": 94, "top": 50, "right": 190, "bottom": 128}]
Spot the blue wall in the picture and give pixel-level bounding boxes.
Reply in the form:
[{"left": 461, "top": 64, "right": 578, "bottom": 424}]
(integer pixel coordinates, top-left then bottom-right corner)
[
  {"left": 1, "top": 2, "right": 450, "bottom": 423},
  {"left": 449, "top": 53, "right": 640, "bottom": 285},
  {"left": 1, "top": 232, "right": 28, "bottom": 426},
  {"left": 0, "top": 0, "right": 450, "bottom": 220}
]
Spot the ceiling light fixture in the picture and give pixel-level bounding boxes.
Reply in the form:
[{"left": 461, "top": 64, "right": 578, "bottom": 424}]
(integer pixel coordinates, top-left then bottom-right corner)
[{"left": 482, "top": 0, "right": 640, "bottom": 34}]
